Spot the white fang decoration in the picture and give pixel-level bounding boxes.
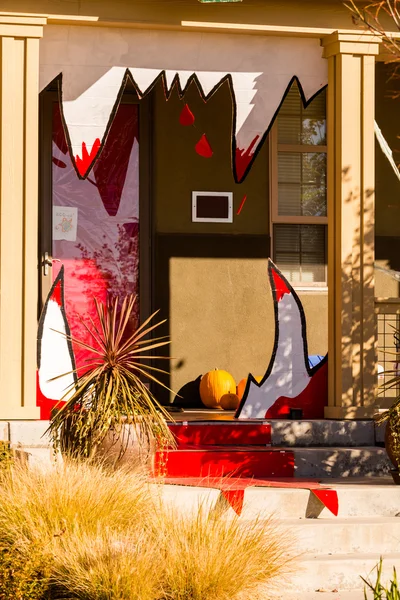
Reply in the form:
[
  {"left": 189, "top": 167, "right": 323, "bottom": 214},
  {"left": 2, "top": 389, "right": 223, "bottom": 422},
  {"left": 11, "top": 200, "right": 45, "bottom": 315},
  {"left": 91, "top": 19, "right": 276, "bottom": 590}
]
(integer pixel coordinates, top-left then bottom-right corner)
[
  {"left": 236, "top": 260, "right": 327, "bottom": 420},
  {"left": 37, "top": 267, "right": 76, "bottom": 403}
]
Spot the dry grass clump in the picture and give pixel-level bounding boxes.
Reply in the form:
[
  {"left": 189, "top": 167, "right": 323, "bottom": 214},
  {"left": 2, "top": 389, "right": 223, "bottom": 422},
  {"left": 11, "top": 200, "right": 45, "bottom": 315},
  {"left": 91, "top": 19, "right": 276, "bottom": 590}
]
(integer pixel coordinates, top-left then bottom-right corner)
[
  {"left": 159, "top": 508, "right": 290, "bottom": 600},
  {"left": 0, "top": 461, "right": 291, "bottom": 600},
  {"left": 50, "top": 530, "right": 163, "bottom": 600}
]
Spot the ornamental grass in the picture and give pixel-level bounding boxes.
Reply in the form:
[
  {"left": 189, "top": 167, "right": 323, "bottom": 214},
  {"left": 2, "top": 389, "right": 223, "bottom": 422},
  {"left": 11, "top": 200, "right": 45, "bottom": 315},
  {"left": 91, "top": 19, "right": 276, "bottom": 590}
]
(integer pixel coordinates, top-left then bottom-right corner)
[{"left": 0, "top": 460, "right": 291, "bottom": 600}]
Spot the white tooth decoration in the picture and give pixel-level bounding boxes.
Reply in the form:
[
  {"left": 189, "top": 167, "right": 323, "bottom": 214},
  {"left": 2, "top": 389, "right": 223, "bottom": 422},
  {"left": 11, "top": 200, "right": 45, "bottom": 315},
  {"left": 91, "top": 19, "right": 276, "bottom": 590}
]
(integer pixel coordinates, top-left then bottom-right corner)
[
  {"left": 375, "top": 120, "right": 400, "bottom": 182},
  {"left": 62, "top": 67, "right": 127, "bottom": 173},
  {"left": 129, "top": 68, "right": 165, "bottom": 95},
  {"left": 37, "top": 267, "right": 76, "bottom": 402},
  {"left": 236, "top": 260, "right": 327, "bottom": 420},
  {"left": 40, "top": 25, "right": 327, "bottom": 180},
  {"left": 175, "top": 70, "right": 195, "bottom": 93}
]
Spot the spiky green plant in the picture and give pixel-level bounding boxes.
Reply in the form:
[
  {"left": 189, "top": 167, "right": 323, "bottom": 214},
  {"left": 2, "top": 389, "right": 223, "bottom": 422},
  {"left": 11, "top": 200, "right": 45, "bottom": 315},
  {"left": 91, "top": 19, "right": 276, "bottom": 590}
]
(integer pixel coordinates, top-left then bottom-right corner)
[
  {"left": 47, "top": 295, "right": 175, "bottom": 460},
  {"left": 363, "top": 558, "right": 400, "bottom": 599}
]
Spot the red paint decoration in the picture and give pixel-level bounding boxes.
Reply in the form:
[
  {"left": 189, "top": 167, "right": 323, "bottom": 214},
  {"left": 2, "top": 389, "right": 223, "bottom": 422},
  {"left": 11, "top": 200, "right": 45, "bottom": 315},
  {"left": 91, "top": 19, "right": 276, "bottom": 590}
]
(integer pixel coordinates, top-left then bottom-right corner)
[
  {"left": 311, "top": 489, "right": 339, "bottom": 516},
  {"left": 265, "top": 360, "right": 328, "bottom": 420},
  {"left": 195, "top": 134, "right": 213, "bottom": 158},
  {"left": 179, "top": 103, "right": 195, "bottom": 126},
  {"left": 93, "top": 105, "right": 138, "bottom": 216},
  {"left": 271, "top": 267, "right": 291, "bottom": 302},
  {"left": 235, "top": 135, "right": 259, "bottom": 182},
  {"left": 75, "top": 138, "right": 101, "bottom": 177},
  {"left": 221, "top": 489, "right": 245, "bottom": 516},
  {"left": 52, "top": 157, "right": 67, "bottom": 169},
  {"left": 236, "top": 194, "right": 247, "bottom": 215}
]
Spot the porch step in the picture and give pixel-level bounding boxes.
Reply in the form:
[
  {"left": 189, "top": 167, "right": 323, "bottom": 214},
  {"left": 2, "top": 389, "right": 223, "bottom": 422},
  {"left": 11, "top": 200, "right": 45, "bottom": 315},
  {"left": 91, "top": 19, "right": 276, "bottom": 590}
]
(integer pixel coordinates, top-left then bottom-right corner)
[
  {"left": 168, "top": 419, "right": 376, "bottom": 448},
  {"left": 155, "top": 477, "right": 400, "bottom": 520},
  {"left": 276, "top": 593, "right": 365, "bottom": 600},
  {"left": 242, "top": 479, "right": 400, "bottom": 519},
  {"left": 287, "top": 552, "right": 400, "bottom": 592},
  {"left": 270, "top": 419, "right": 375, "bottom": 447},
  {"left": 157, "top": 446, "right": 391, "bottom": 479},
  {"left": 293, "top": 447, "right": 391, "bottom": 477},
  {"left": 156, "top": 447, "right": 294, "bottom": 478},
  {"left": 169, "top": 422, "right": 271, "bottom": 446},
  {"left": 18, "top": 446, "right": 54, "bottom": 468},
  {"left": 289, "top": 517, "right": 400, "bottom": 554}
]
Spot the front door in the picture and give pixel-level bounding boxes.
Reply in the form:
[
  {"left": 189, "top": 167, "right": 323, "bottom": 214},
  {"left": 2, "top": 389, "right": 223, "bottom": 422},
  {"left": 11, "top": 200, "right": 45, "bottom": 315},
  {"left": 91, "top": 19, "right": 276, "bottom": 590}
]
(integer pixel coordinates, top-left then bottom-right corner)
[{"left": 39, "top": 93, "right": 145, "bottom": 415}]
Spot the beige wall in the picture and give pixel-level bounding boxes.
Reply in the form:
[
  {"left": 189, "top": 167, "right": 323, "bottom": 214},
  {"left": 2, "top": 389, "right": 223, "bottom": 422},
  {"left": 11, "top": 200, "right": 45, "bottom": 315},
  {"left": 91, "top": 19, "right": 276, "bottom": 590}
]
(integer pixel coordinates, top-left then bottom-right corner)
[
  {"left": 168, "top": 257, "right": 327, "bottom": 396},
  {"left": 1, "top": 1, "right": 363, "bottom": 31}
]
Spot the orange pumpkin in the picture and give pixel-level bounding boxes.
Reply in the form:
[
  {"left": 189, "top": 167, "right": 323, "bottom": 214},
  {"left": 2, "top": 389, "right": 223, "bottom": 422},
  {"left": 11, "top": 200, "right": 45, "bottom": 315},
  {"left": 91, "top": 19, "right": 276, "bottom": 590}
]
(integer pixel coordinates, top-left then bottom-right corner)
[
  {"left": 237, "top": 376, "right": 263, "bottom": 400},
  {"left": 220, "top": 392, "right": 240, "bottom": 411},
  {"left": 199, "top": 369, "right": 236, "bottom": 409}
]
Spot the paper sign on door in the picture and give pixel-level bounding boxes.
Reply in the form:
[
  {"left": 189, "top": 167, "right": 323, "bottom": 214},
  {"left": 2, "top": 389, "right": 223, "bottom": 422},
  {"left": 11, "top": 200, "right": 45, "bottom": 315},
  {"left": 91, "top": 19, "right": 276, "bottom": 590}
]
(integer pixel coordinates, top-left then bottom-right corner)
[{"left": 53, "top": 206, "right": 78, "bottom": 241}]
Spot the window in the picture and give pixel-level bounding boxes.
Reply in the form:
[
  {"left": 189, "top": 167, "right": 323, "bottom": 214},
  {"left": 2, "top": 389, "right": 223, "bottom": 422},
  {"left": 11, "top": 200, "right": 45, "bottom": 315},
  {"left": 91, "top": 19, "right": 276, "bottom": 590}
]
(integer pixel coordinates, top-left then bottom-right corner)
[{"left": 270, "top": 83, "right": 327, "bottom": 285}]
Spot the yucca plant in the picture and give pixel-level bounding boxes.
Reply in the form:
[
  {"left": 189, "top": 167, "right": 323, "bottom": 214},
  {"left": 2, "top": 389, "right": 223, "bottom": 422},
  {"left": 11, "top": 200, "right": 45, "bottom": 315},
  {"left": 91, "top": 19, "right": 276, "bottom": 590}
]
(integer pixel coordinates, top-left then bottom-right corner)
[{"left": 47, "top": 294, "right": 175, "bottom": 461}]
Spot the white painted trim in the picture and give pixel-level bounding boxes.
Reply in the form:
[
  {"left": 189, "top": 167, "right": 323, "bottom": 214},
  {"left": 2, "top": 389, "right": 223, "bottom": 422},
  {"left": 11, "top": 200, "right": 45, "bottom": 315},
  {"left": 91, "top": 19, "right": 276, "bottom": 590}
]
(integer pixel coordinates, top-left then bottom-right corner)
[{"left": 192, "top": 191, "right": 233, "bottom": 223}]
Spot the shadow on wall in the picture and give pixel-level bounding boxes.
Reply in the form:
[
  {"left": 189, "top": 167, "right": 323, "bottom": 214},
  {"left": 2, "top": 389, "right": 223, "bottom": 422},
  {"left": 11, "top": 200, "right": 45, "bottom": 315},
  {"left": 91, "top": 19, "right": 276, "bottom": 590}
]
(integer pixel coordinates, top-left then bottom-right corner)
[
  {"left": 338, "top": 163, "right": 376, "bottom": 413},
  {"left": 153, "top": 234, "right": 270, "bottom": 406}
]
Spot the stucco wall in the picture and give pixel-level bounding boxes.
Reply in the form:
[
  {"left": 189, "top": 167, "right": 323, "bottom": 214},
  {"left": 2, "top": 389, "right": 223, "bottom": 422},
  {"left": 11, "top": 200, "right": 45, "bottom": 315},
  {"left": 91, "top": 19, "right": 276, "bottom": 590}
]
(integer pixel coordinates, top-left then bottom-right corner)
[
  {"left": 167, "top": 256, "right": 327, "bottom": 397},
  {"left": 3, "top": 1, "right": 361, "bottom": 31}
]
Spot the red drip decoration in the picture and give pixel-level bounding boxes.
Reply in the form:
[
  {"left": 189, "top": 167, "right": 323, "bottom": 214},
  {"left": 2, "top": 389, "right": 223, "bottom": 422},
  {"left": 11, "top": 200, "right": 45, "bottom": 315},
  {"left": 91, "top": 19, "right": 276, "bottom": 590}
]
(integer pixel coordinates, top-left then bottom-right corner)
[
  {"left": 311, "top": 489, "right": 339, "bottom": 516},
  {"left": 236, "top": 194, "right": 247, "bottom": 215},
  {"left": 271, "top": 268, "right": 291, "bottom": 302},
  {"left": 221, "top": 489, "right": 245, "bottom": 516},
  {"left": 52, "top": 157, "right": 67, "bottom": 169},
  {"left": 179, "top": 103, "right": 195, "bottom": 126},
  {"left": 235, "top": 135, "right": 260, "bottom": 182},
  {"left": 195, "top": 133, "right": 213, "bottom": 158},
  {"left": 75, "top": 138, "right": 101, "bottom": 177},
  {"left": 52, "top": 279, "right": 62, "bottom": 307}
]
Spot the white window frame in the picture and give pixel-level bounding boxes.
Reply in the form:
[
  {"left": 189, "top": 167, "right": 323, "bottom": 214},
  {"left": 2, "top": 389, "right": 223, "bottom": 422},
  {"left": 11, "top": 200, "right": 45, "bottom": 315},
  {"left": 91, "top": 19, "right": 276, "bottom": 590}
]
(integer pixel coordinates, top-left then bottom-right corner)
[
  {"left": 269, "top": 121, "right": 328, "bottom": 289},
  {"left": 192, "top": 191, "right": 233, "bottom": 223}
]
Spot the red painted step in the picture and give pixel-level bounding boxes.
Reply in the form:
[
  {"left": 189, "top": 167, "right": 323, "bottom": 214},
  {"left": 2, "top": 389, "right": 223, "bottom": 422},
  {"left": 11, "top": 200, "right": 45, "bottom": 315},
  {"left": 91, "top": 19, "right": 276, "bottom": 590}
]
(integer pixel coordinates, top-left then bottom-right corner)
[
  {"left": 155, "top": 447, "right": 294, "bottom": 479},
  {"left": 168, "top": 422, "right": 271, "bottom": 447}
]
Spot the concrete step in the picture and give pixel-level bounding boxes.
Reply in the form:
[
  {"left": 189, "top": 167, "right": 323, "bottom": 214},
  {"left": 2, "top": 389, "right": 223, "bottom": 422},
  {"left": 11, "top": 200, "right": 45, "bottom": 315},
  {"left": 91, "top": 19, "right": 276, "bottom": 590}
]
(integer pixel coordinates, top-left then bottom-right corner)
[
  {"left": 18, "top": 446, "right": 54, "bottom": 468},
  {"left": 0, "top": 419, "right": 383, "bottom": 449},
  {"left": 154, "top": 478, "right": 400, "bottom": 520},
  {"left": 288, "top": 552, "right": 400, "bottom": 592},
  {"left": 293, "top": 447, "right": 391, "bottom": 477},
  {"left": 242, "top": 479, "right": 400, "bottom": 519},
  {"left": 276, "top": 594, "right": 365, "bottom": 600},
  {"left": 270, "top": 420, "right": 375, "bottom": 447},
  {"left": 168, "top": 419, "right": 377, "bottom": 448},
  {"left": 169, "top": 422, "right": 272, "bottom": 446},
  {"left": 289, "top": 517, "right": 400, "bottom": 554},
  {"left": 156, "top": 447, "right": 294, "bottom": 478},
  {"left": 158, "top": 446, "right": 391, "bottom": 479}
]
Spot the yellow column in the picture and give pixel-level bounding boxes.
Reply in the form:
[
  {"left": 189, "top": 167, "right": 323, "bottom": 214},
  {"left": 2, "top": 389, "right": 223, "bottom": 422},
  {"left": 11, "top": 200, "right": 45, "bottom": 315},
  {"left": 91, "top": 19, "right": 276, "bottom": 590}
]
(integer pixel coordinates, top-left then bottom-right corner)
[
  {"left": 322, "top": 32, "right": 380, "bottom": 419},
  {"left": 0, "top": 14, "right": 46, "bottom": 418}
]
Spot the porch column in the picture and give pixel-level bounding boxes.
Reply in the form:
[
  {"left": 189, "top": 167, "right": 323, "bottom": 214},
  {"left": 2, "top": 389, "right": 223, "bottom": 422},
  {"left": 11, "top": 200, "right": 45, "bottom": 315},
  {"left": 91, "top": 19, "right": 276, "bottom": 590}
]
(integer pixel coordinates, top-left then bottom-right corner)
[
  {"left": 322, "top": 32, "right": 380, "bottom": 419},
  {"left": 0, "top": 14, "right": 46, "bottom": 418}
]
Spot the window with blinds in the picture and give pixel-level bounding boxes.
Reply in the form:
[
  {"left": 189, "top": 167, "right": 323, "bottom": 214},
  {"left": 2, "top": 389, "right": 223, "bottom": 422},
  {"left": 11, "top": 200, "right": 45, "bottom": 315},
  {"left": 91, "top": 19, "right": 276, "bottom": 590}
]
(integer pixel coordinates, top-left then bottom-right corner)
[{"left": 270, "top": 82, "right": 327, "bottom": 285}]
